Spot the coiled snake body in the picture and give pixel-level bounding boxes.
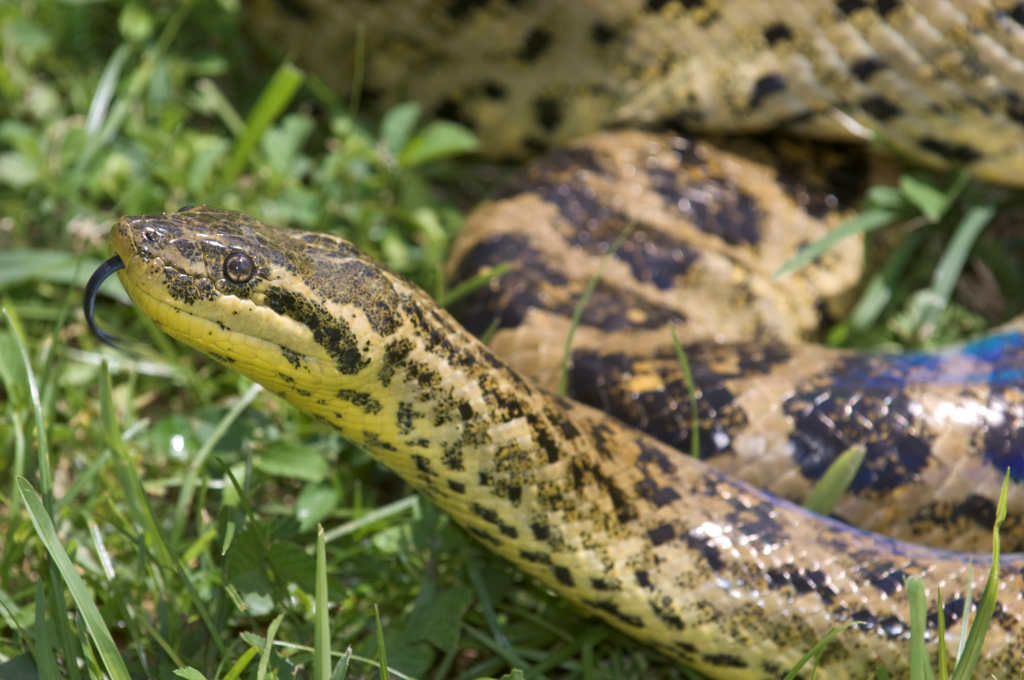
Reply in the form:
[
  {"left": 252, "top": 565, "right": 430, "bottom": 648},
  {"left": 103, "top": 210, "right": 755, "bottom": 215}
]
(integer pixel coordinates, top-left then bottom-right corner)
[{"left": 86, "top": 0, "right": 1024, "bottom": 677}]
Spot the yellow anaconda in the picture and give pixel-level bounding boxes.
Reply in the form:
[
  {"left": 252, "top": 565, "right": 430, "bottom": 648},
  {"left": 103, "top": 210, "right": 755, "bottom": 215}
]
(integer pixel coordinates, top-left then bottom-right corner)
[{"left": 90, "top": 205, "right": 1024, "bottom": 679}]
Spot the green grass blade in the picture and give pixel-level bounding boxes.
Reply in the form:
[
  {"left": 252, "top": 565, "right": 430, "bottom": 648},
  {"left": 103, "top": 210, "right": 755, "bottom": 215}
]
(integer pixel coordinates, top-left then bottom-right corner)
[
  {"left": 224, "top": 646, "right": 260, "bottom": 680},
  {"left": 257, "top": 613, "right": 285, "bottom": 680},
  {"left": 439, "top": 261, "right": 510, "bottom": 307},
  {"left": 373, "top": 604, "right": 388, "bottom": 680},
  {"left": 936, "top": 587, "right": 948, "bottom": 680},
  {"left": 33, "top": 580, "right": 61, "bottom": 680},
  {"left": 330, "top": 647, "right": 353, "bottom": 680},
  {"left": 956, "top": 563, "right": 973, "bottom": 665},
  {"left": 804, "top": 446, "right": 865, "bottom": 515},
  {"left": 781, "top": 623, "right": 856, "bottom": 680},
  {"left": 930, "top": 204, "right": 996, "bottom": 303},
  {"left": 18, "top": 478, "right": 132, "bottom": 680},
  {"left": 668, "top": 323, "right": 700, "bottom": 458},
  {"left": 773, "top": 209, "right": 899, "bottom": 279},
  {"left": 3, "top": 303, "right": 52, "bottom": 514},
  {"left": 222, "top": 61, "right": 306, "bottom": 184},
  {"left": 314, "top": 525, "right": 331, "bottom": 680},
  {"left": 906, "top": 576, "right": 933, "bottom": 680},
  {"left": 949, "top": 471, "right": 1009, "bottom": 680},
  {"left": 559, "top": 219, "right": 638, "bottom": 396},
  {"left": 847, "top": 228, "right": 928, "bottom": 333}
]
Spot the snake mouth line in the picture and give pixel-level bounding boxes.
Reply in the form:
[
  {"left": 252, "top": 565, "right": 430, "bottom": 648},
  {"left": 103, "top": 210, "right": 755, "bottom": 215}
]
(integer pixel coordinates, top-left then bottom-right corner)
[{"left": 84, "top": 255, "right": 127, "bottom": 350}]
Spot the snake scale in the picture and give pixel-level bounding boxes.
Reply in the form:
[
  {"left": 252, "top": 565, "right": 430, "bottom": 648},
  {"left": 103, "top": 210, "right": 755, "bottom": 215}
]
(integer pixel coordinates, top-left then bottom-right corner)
[{"left": 82, "top": 0, "right": 1024, "bottom": 677}]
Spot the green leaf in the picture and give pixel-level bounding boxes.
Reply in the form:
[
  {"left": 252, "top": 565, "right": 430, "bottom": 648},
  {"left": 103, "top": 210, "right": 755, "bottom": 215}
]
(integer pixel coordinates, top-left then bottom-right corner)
[
  {"left": 899, "top": 174, "right": 948, "bottom": 223},
  {"left": 0, "top": 152, "right": 39, "bottom": 188},
  {"left": 804, "top": 446, "right": 865, "bottom": 516},
  {"left": 330, "top": 648, "right": 353, "bottom": 680},
  {"left": 296, "top": 483, "right": 341, "bottom": 532},
  {"left": 172, "top": 668, "right": 208, "bottom": 680},
  {"left": 255, "top": 442, "right": 329, "bottom": 482},
  {"left": 400, "top": 120, "right": 479, "bottom": 167},
  {"left": 18, "top": 478, "right": 133, "bottom": 680},
  {"left": 380, "top": 101, "right": 422, "bottom": 155},
  {"left": 223, "top": 647, "right": 260, "bottom": 680}
]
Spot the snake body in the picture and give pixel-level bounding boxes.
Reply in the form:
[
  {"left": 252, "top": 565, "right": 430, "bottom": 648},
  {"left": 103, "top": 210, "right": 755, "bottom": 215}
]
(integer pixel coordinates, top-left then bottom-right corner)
[
  {"left": 249, "top": 0, "right": 1024, "bottom": 185},
  {"left": 98, "top": 205, "right": 1024, "bottom": 679}
]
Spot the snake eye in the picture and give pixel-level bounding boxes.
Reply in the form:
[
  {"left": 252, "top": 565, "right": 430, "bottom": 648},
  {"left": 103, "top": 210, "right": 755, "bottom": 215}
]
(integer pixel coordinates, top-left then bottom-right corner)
[
  {"left": 177, "top": 205, "right": 195, "bottom": 212},
  {"left": 224, "top": 252, "right": 255, "bottom": 284}
]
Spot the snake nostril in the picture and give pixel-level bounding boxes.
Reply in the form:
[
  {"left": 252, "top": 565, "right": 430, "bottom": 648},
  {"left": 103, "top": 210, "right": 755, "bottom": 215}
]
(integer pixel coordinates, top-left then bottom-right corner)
[{"left": 177, "top": 205, "right": 196, "bottom": 213}]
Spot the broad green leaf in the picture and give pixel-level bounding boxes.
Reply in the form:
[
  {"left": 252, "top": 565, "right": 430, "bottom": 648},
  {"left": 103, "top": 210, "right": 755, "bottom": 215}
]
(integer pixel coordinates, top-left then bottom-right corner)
[
  {"left": 172, "top": 668, "right": 208, "bottom": 680},
  {"left": 255, "top": 442, "right": 329, "bottom": 482},
  {"left": 380, "top": 101, "right": 422, "bottom": 155},
  {"left": 400, "top": 120, "right": 479, "bottom": 167}
]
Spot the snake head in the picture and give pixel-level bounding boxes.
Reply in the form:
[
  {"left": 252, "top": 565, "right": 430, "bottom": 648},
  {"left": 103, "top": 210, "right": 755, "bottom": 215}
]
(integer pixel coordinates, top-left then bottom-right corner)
[{"left": 101, "top": 205, "right": 411, "bottom": 401}]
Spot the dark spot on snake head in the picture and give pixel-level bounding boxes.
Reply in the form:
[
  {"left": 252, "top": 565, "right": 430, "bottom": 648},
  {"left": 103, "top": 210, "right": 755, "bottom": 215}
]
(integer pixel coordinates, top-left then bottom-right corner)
[
  {"left": 308, "top": 256, "right": 401, "bottom": 337},
  {"left": 447, "top": 0, "right": 490, "bottom": 19}
]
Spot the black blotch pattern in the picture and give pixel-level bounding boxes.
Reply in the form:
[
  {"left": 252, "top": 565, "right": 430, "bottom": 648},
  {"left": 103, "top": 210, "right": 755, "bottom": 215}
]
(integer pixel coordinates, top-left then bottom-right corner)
[
  {"left": 534, "top": 97, "right": 562, "bottom": 131},
  {"left": 554, "top": 566, "right": 574, "bottom": 586},
  {"left": 569, "top": 342, "right": 790, "bottom": 460},
  {"left": 647, "top": 166, "right": 763, "bottom": 246},
  {"left": 765, "top": 565, "right": 839, "bottom": 604},
  {"left": 861, "top": 95, "right": 901, "bottom": 120},
  {"left": 919, "top": 138, "right": 981, "bottom": 163},
  {"left": 703, "top": 654, "right": 748, "bottom": 668},
  {"left": 584, "top": 599, "right": 645, "bottom": 627},
  {"left": 592, "top": 22, "right": 617, "bottom": 44},
  {"left": 518, "top": 29, "right": 551, "bottom": 62},
  {"left": 852, "top": 57, "right": 885, "bottom": 80},
  {"left": 264, "top": 286, "right": 367, "bottom": 374},
  {"left": 749, "top": 74, "right": 786, "bottom": 108},
  {"left": 648, "top": 523, "right": 676, "bottom": 546},
  {"left": 764, "top": 23, "right": 792, "bottom": 44}
]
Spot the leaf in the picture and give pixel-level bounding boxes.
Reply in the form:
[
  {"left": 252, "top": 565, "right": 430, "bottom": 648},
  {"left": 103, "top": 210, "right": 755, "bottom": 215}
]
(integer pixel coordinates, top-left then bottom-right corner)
[
  {"left": 899, "top": 174, "right": 948, "bottom": 223},
  {"left": 380, "top": 101, "right": 422, "bottom": 155},
  {"left": 173, "top": 668, "right": 208, "bottom": 680},
  {"left": 399, "top": 120, "right": 479, "bottom": 167},
  {"left": 18, "top": 478, "right": 133, "bottom": 680},
  {"left": 296, "top": 483, "right": 341, "bottom": 532},
  {"left": 255, "top": 442, "right": 329, "bottom": 482}
]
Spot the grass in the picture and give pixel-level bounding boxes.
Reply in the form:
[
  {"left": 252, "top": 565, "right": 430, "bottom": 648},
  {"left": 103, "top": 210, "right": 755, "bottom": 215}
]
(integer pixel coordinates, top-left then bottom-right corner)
[{"left": 1, "top": 1, "right": 1022, "bottom": 679}]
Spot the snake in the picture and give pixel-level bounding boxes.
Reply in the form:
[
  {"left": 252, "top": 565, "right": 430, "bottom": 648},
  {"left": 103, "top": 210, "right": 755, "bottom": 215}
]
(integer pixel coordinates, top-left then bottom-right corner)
[{"left": 81, "top": 0, "right": 1024, "bottom": 677}]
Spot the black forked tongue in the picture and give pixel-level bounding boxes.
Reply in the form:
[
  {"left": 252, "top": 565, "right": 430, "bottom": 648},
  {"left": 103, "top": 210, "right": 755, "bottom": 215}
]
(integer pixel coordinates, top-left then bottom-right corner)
[{"left": 84, "top": 255, "right": 130, "bottom": 351}]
